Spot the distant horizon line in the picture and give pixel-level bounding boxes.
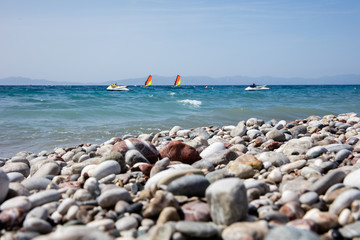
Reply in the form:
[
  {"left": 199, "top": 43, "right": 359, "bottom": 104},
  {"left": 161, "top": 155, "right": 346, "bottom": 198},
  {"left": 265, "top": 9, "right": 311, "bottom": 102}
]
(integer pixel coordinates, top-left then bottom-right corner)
[
  {"left": 1, "top": 73, "right": 360, "bottom": 80},
  {"left": 1, "top": 83, "right": 360, "bottom": 86},
  {"left": 1, "top": 74, "right": 359, "bottom": 85}
]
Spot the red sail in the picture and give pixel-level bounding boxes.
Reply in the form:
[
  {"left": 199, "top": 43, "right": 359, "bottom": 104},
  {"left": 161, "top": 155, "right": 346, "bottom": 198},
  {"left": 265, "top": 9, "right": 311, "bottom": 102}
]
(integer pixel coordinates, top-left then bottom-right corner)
[
  {"left": 145, "top": 75, "right": 152, "bottom": 87},
  {"left": 174, "top": 75, "right": 181, "bottom": 87}
]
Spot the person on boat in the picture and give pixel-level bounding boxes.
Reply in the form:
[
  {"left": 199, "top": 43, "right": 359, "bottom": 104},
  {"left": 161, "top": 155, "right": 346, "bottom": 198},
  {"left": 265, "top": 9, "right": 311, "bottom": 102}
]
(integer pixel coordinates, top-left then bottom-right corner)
[{"left": 250, "top": 83, "right": 256, "bottom": 88}]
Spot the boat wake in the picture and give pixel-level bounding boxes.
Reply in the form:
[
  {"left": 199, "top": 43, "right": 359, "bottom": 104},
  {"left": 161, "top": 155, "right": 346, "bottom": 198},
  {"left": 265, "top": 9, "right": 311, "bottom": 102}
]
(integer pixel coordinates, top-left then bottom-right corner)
[{"left": 177, "top": 99, "right": 202, "bottom": 107}]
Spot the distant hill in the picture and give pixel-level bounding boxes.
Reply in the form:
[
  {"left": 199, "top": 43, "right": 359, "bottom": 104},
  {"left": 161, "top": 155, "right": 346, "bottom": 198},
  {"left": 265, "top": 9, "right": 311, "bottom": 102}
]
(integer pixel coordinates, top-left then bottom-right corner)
[
  {"left": 0, "top": 77, "right": 86, "bottom": 85},
  {"left": 103, "top": 74, "right": 360, "bottom": 85},
  {"left": 1, "top": 74, "right": 359, "bottom": 86}
]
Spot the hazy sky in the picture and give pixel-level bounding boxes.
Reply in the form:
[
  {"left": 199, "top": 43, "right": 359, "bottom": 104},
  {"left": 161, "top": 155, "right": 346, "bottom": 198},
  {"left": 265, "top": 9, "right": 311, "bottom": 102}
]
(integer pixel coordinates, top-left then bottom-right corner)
[{"left": 1, "top": 0, "right": 360, "bottom": 83}]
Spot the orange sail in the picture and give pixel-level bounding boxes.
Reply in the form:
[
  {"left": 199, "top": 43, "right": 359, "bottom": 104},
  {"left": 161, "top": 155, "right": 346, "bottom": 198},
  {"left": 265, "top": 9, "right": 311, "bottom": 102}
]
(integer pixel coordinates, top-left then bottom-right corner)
[
  {"left": 144, "top": 75, "right": 152, "bottom": 87},
  {"left": 174, "top": 75, "right": 181, "bottom": 87}
]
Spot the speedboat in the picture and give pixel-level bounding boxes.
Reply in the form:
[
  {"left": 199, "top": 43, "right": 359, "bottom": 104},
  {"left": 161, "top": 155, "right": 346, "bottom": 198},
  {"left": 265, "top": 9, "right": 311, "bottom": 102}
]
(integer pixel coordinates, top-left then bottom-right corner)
[
  {"left": 106, "top": 84, "right": 131, "bottom": 91},
  {"left": 245, "top": 84, "right": 269, "bottom": 91}
]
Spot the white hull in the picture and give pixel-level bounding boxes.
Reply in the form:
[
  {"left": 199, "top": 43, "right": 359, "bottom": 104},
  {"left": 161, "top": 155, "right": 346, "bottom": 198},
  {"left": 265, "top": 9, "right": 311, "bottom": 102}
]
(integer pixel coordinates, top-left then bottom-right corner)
[
  {"left": 106, "top": 85, "right": 131, "bottom": 91},
  {"left": 245, "top": 85, "right": 269, "bottom": 91}
]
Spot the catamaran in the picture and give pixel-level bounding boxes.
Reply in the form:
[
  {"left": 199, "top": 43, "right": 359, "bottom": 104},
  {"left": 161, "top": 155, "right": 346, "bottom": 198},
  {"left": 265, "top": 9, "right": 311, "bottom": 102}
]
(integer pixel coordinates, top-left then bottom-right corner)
[
  {"left": 174, "top": 75, "right": 181, "bottom": 87},
  {"left": 144, "top": 75, "right": 152, "bottom": 87}
]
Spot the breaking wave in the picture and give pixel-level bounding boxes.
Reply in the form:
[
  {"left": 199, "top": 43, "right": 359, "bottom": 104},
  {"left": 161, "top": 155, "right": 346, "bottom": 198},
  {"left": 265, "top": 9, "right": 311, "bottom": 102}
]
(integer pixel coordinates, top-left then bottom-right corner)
[{"left": 177, "top": 99, "right": 202, "bottom": 107}]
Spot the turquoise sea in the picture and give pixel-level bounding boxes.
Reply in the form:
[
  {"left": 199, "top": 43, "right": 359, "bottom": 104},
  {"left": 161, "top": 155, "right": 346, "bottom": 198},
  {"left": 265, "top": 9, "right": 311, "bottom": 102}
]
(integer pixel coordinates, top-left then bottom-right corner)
[{"left": 0, "top": 85, "right": 359, "bottom": 157}]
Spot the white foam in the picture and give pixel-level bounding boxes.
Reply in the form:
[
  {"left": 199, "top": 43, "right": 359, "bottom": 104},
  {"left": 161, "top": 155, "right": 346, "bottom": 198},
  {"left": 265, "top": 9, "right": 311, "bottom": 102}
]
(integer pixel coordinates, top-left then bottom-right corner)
[
  {"left": 178, "top": 99, "right": 202, "bottom": 107},
  {"left": 170, "top": 92, "right": 176, "bottom": 96}
]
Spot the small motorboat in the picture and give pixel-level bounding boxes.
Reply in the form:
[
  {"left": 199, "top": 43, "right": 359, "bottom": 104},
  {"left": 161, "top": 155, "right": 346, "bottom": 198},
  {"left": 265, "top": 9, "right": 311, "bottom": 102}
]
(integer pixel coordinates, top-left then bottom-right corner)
[
  {"left": 106, "top": 83, "right": 131, "bottom": 91},
  {"left": 245, "top": 84, "right": 269, "bottom": 91}
]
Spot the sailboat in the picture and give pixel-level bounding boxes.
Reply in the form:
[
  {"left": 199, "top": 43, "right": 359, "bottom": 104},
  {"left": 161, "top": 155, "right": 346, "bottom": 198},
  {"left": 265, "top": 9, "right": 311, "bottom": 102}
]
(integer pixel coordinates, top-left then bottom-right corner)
[
  {"left": 144, "top": 75, "right": 152, "bottom": 87},
  {"left": 174, "top": 75, "right": 181, "bottom": 87}
]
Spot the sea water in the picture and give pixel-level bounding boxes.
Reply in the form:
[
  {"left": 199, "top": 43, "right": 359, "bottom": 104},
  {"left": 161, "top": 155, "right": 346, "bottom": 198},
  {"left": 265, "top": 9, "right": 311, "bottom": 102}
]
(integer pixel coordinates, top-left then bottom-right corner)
[{"left": 0, "top": 85, "right": 359, "bottom": 157}]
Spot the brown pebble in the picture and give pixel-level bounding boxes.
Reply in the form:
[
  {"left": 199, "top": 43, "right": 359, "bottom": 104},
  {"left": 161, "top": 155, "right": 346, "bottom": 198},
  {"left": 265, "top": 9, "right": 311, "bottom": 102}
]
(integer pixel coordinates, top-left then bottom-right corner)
[{"left": 156, "top": 206, "right": 180, "bottom": 224}]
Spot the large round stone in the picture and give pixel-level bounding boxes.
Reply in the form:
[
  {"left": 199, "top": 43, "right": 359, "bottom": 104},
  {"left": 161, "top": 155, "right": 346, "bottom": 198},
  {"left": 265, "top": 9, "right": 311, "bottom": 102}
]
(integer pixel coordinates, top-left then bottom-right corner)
[
  {"left": 205, "top": 178, "right": 248, "bottom": 225},
  {"left": 159, "top": 140, "right": 201, "bottom": 164}
]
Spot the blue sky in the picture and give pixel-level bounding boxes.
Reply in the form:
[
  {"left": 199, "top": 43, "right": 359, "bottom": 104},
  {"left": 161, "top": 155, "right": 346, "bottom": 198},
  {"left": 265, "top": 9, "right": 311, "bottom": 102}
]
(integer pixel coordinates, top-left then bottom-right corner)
[{"left": 1, "top": 0, "right": 359, "bottom": 83}]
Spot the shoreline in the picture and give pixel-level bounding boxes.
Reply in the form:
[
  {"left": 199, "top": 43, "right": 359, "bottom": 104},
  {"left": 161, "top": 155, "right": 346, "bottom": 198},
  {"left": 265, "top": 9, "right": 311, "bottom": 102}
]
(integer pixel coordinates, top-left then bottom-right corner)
[
  {"left": 0, "top": 112, "right": 360, "bottom": 239},
  {"left": 1, "top": 84, "right": 359, "bottom": 158}
]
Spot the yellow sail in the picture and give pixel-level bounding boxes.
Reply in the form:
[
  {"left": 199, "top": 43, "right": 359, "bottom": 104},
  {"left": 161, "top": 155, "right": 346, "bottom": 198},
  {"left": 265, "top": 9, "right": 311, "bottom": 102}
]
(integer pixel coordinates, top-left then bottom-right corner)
[{"left": 174, "top": 75, "right": 181, "bottom": 87}]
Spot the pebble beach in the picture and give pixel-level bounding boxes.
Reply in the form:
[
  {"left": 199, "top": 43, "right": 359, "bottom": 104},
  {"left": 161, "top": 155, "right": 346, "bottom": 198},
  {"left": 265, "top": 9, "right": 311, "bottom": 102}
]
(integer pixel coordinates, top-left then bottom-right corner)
[{"left": 1, "top": 112, "right": 360, "bottom": 240}]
